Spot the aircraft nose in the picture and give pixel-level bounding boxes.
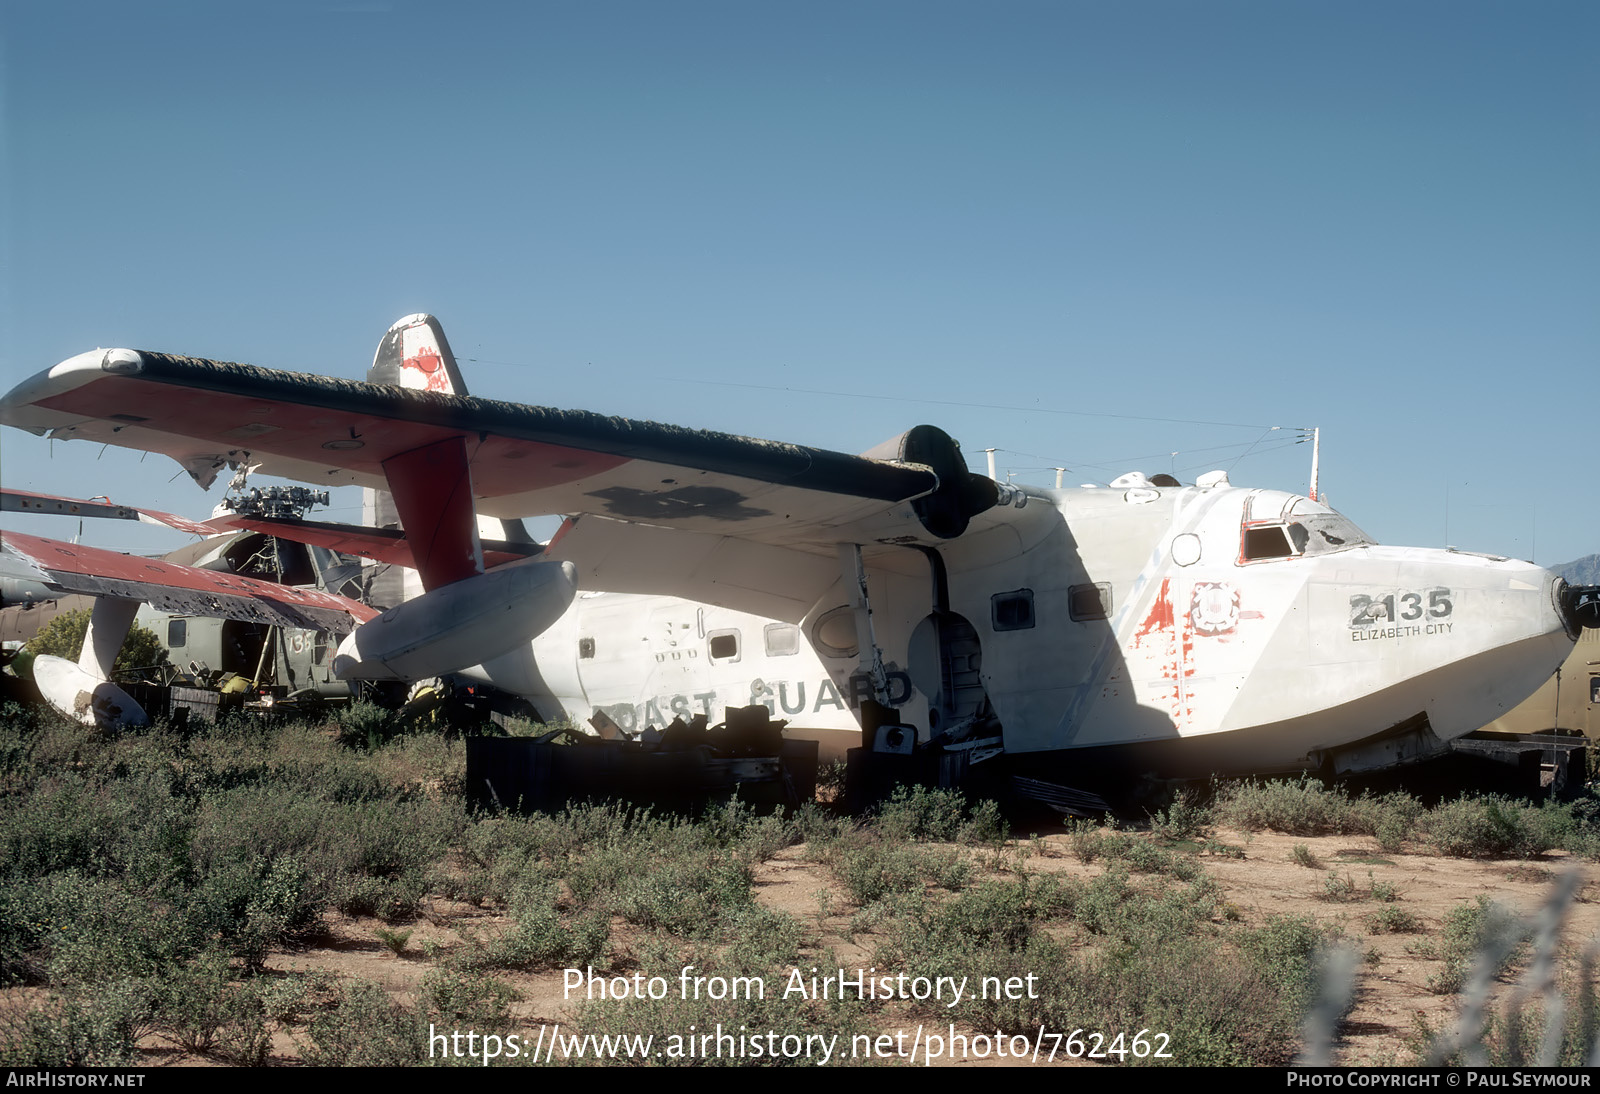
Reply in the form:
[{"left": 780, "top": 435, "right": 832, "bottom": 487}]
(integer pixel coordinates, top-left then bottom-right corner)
[{"left": 1557, "top": 579, "right": 1600, "bottom": 637}]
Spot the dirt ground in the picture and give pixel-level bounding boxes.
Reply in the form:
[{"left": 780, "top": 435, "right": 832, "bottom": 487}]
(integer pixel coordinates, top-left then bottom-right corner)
[{"left": 121, "top": 823, "right": 1597, "bottom": 1068}]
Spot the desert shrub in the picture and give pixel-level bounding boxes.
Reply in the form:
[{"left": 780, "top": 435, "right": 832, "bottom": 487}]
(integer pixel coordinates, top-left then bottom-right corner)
[
  {"left": 816, "top": 758, "right": 848, "bottom": 800},
  {"left": 1367, "top": 906, "right": 1422, "bottom": 933},
  {"left": 573, "top": 943, "right": 867, "bottom": 1067},
  {"left": 1374, "top": 814, "right": 1411, "bottom": 853},
  {"left": 1150, "top": 790, "right": 1212, "bottom": 841},
  {"left": 153, "top": 952, "right": 271, "bottom": 1063},
  {"left": 0, "top": 871, "right": 202, "bottom": 988},
  {"left": 1425, "top": 897, "right": 1526, "bottom": 995},
  {"left": 0, "top": 706, "right": 485, "bottom": 1018},
  {"left": 698, "top": 795, "right": 796, "bottom": 861},
  {"left": 1078, "top": 829, "right": 1202, "bottom": 880},
  {"left": 375, "top": 926, "right": 412, "bottom": 955},
  {"left": 185, "top": 855, "right": 321, "bottom": 972},
  {"left": 1240, "top": 914, "right": 1328, "bottom": 1021},
  {"left": 1369, "top": 876, "right": 1400, "bottom": 902},
  {"left": 1421, "top": 797, "right": 1564, "bottom": 859},
  {"left": 1070, "top": 868, "right": 1220, "bottom": 945},
  {"left": 419, "top": 967, "right": 516, "bottom": 1030},
  {"left": 0, "top": 763, "right": 196, "bottom": 886},
  {"left": 335, "top": 701, "right": 400, "bottom": 750},
  {"left": 1415, "top": 875, "right": 1596, "bottom": 1065},
  {"left": 0, "top": 982, "right": 153, "bottom": 1067},
  {"left": 875, "top": 874, "right": 1078, "bottom": 974},
  {"left": 334, "top": 868, "right": 430, "bottom": 921},
  {"left": 721, "top": 905, "right": 805, "bottom": 969},
  {"left": 1068, "top": 818, "right": 1104, "bottom": 863},
  {"left": 1321, "top": 873, "right": 1359, "bottom": 902},
  {"left": 791, "top": 800, "right": 850, "bottom": 848},
  {"left": 300, "top": 978, "right": 428, "bottom": 1066},
  {"left": 1214, "top": 777, "right": 1420, "bottom": 839},
  {"left": 900, "top": 895, "right": 1329, "bottom": 1067},
  {"left": 187, "top": 783, "right": 457, "bottom": 927},
  {"left": 453, "top": 876, "right": 608, "bottom": 972},
  {"left": 618, "top": 851, "right": 756, "bottom": 935},
  {"left": 872, "top": 784, "right": 1006, "bottom": 846},
  {"left": 831, "top": 838, "right": 969, "bottom": 904}
]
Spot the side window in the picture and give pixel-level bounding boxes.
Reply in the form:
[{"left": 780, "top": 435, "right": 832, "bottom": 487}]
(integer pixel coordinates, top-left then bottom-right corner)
[
  {"left": 167, "top": 618, "right": 187, "bottom": 648},
  {"left": 1069, "top": 582, "right": 1111, "bottom": 621},
  {"left": 578, "top": 637, "right": 596, "bottom": 659},
  {"left": 991, "top": 589, "right": 1035, "bottom": 631},
  {"left": 764, "top": 623, "right": 799, "bottom": 656},
  {"left": 708, "top": 629, "right": 741, "bottom": 663}
]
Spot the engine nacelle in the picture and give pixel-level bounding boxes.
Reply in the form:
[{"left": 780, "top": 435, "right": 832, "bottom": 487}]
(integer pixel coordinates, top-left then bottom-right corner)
[
  {"left": 860, "top": 423, "right": 1000, "bottom": 538},
  {"left": 334, "top": 559, "right": 577, "bottom": 681}
]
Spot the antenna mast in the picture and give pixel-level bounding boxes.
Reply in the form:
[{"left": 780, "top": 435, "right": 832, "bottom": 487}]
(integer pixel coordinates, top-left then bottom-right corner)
[{"left": 1308, "top": 427, "right": 1320, "bottom": 501}]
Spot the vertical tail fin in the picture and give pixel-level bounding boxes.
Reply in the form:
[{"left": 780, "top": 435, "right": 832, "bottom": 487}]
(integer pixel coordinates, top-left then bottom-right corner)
[
  {"left": 365, "top": 313, "right": 466, "bottom": 604},
  {"left": 361, "top": 314, "right": 534, "bottom": 608},
  {"left": 368, "top": 313, "right": 468, "bottom": 395}
]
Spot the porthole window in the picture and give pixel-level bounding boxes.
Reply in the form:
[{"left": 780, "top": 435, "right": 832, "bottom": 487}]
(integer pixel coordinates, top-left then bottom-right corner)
[
  {"left": 764, "top": 623, "right": 799, "bottom": 656},
  {"left": 708, "top": 629, "right": 741, "bottom": 663},
  {"left": 991, "top": 589, "right": 1035, "bottom": 631},
  {"left": 1069, "top": 582, "right": 1112, "bottom": 621}
]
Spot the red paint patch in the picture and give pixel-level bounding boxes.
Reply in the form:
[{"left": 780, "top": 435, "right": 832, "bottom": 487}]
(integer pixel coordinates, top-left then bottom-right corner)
[
  {"left": 405, "top": 350, "right": 451, "bottom": 393},
  {"left": 1133, "top": 578, "right": 1174, "bottom": 644},
  {"left": 405, "top": 349, "right": 442, "bottom": 374}
]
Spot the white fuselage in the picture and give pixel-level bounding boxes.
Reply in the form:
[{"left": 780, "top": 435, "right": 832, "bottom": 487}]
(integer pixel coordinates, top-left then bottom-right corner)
[{"left": 461, "top": 480, "right": 1574, "bottom": 776}]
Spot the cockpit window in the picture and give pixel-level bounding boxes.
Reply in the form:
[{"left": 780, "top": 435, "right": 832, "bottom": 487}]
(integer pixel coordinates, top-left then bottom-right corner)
[
  {"left": 1241, "top": 511, "right": 1375, "bottom": 563},
  {"left": 1295, "top": 513, "right": 1376, "bottom": 555},
  {"left": 1242, "top": 525, "right": 1296, "bottom": 561}
]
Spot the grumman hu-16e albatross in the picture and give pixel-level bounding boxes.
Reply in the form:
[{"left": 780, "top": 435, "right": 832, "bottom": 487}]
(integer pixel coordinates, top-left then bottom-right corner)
[{"left": 3, "top": 315, "right": 1596, "bottom": 788}]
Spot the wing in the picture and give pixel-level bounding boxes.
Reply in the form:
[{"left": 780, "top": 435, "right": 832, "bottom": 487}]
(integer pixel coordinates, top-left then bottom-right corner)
[
  {"left": 1, "top": 530, "right": 377, "bottom": 633},
  {"left": 2, "top": 349, "right": 1009, "bottom": 549},
  {"left": 3, "top": 346, "right": 1053, "bottom": 623}
]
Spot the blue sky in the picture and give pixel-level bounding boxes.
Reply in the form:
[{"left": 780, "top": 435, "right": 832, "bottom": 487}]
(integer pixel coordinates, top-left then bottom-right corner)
[{"left": 2, "top": 1, "right": 1595, "bottom": 565}]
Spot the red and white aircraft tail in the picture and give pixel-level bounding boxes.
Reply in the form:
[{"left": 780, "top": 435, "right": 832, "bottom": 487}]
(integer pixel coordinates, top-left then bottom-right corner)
[
  {"left": 368, "top": 313, "right": 469, "bottom": 395},
  {"left": 359, "top": 313, "right": 538, "bottom": 608}
]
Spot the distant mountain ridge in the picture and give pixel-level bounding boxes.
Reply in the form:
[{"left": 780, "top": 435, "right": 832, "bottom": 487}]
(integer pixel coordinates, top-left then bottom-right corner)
[{"left": 1552, "top": 554, "right": 1600, "bottom": 585}]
